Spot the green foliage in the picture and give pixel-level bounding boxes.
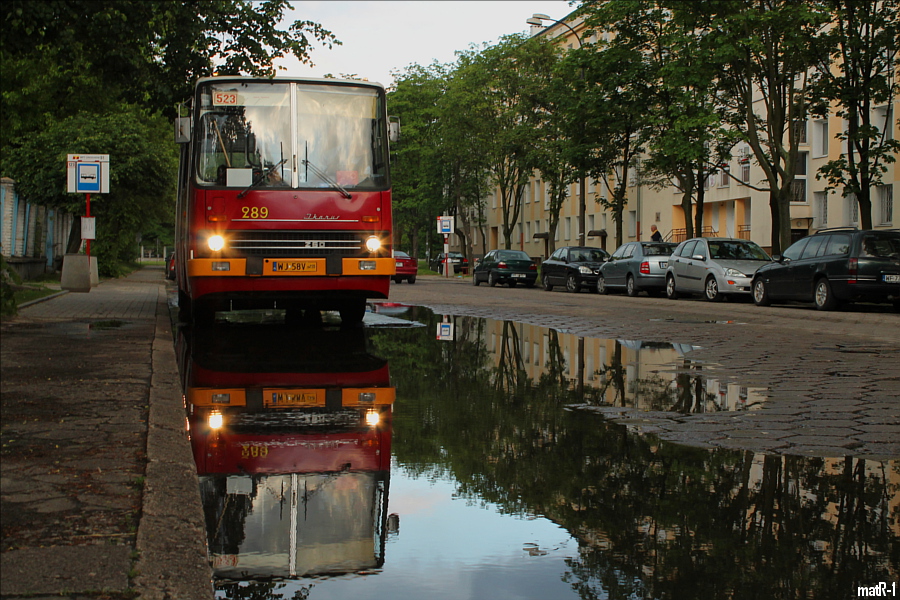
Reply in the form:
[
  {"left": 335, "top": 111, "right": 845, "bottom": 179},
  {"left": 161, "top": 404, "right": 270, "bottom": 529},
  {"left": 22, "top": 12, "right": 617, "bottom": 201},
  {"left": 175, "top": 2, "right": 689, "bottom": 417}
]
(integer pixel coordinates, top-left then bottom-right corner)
[
  {"left": 811, "top": 0, "right": 900, "bottom": 229},
  {"left": 1, "top": 0, "right": 338, "bottom": 277},
  {"left": 4, "top": 106, "right": 178, "bottom": 276}
]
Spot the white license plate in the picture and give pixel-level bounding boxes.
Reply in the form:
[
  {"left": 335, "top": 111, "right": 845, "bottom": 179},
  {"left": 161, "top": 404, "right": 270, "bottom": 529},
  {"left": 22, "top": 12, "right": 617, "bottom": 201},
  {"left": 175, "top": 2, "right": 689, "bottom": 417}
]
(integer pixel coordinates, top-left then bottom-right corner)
[
  {"left": 395, "top": 261, "right": 403, "bottom": 268},
  {"left": 884, "top": 274, "right": 900, "bottom": 283},
  {"left": 659, "top": 262, "right": 667, "bottom": 268},
  {"left": 512, "top": 273, "right": 526, "bottom": 278}
]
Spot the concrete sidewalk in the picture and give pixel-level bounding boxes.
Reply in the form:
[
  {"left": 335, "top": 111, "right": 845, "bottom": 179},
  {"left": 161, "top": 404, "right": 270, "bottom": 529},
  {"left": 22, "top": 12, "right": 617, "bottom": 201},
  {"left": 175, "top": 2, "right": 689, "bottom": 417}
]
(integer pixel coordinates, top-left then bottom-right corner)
[{"left": 1, "top": 267, "right": 212, "bottom": 599}]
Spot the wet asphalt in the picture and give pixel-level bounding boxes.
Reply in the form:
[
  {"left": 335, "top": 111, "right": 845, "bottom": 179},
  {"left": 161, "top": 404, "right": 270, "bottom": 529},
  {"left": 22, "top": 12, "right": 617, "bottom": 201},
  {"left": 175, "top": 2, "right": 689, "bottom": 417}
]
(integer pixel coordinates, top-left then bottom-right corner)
[{"left": 0, "top": 267, "right": 897, "bottom": 598}]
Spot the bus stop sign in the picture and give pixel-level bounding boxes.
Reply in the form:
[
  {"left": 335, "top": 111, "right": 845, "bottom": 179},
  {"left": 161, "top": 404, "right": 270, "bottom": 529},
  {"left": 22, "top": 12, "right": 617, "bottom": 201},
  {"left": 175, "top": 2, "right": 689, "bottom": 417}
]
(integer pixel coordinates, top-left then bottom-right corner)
[{"left": 67, "top": 154, "right": 110, "bottom": 194}]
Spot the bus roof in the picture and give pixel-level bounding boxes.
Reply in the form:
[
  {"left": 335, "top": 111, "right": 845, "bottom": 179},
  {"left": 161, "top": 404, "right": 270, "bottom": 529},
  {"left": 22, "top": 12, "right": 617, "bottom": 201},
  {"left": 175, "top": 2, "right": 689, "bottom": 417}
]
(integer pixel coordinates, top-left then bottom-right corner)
[{"left": 195, "top": 75, "right": 386, "bottom": 91}]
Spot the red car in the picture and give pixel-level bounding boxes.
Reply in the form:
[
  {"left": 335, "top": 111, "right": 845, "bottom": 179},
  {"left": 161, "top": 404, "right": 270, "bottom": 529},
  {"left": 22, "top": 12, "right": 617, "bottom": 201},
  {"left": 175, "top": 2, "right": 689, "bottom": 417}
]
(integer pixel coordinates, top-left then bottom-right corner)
[{"left": 393, "top": 251, "right": 418, "bottom": 284}]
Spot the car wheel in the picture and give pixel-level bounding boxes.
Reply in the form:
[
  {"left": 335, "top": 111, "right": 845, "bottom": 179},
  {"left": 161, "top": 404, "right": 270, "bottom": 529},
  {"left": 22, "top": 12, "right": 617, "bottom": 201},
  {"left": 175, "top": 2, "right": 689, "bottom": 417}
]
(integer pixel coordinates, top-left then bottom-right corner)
[
  {"left": 626, "top": 275, "right": 639, "bottom": 297},
  {"left": 566, "top": 274, "right": 580, "bottom": 293},
  {"left": 596, "top": 275, "right": 608, "bottom": 295},
  {"left": 473, "top": 272, "right": 480, "bottom": 286},
  {"left": 752, "top": 278, "right": 771, "bottom": 306},
  {"left": 488, "top": 271, "right": 498, "bottom": 287},
  {"left": 393, "top": 276, "right": 402, "bottom": 283},
  {"left": 814, "top": 278, "right": 840, "bottom": 311},
  {"left": 542, "top": 274, "right": 553, "bottom": 291},
  {"left": 704, "top": 276, "right": 724, "bottom": 302},
  {"left": 408, "top": 276, "right": 416, "bottom": 284},
  {"left": 666, "top": 275, "right": 679, "bottom": 300}
]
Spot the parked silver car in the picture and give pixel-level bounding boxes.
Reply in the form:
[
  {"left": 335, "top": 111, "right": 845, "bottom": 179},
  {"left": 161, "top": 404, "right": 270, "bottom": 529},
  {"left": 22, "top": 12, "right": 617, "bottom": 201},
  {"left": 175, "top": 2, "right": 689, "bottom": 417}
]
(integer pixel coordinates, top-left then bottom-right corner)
[
  {"left": 598, "top": 241, "right": 678, "bottom": 297},
  {"left": 665, "top": 237, "right": 772, "bottom": 302}
]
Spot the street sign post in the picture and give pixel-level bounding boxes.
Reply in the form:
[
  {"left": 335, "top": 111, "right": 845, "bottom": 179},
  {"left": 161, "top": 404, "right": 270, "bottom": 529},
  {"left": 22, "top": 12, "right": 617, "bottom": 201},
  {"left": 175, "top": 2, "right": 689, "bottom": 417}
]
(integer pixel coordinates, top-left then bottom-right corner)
[
  {"left": 63, "top": 154, "right": 109, "bottom": 292},
  {"left": 436, "top": 216, "right": 454, "bottom": 277}
]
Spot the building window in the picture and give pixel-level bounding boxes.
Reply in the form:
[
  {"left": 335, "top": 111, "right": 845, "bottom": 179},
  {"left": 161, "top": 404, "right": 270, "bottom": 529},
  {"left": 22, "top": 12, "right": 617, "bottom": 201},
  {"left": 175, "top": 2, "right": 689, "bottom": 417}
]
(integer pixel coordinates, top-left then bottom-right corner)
[
  {"left": 814, "top": 191, "right": 828, "bottom": 227},
  {"left": 874, "top": 105, "right": 894, "bottom": 141},
  {"left": 847, "top": 193, "right": 859, "bottom": 224},
  {"left": 564, "top": 217, "right": 571, "bottom": 240},
  {"left": 792, "top": 152, "right": 808, "bottom": 203},
  {"left": 526, "top": 222, "right": 532, "bottom": 239},
  {"left": 793, "top": 119, "right": 808, "bottom": 144},
  {"left": 879, "top": 184, "right": 893, "bottom": 225},
  {"left": 813, "top": 119, "right": 829, "bottom": 157},
  {"left": 814, "top": 193, "right": 827, "bottom": 227},
  {"left": 720, "top": 164, "right": 730, "bottom": 187},
  {"left": 628, "top": 211, "right": 637, "bottom": 238}
]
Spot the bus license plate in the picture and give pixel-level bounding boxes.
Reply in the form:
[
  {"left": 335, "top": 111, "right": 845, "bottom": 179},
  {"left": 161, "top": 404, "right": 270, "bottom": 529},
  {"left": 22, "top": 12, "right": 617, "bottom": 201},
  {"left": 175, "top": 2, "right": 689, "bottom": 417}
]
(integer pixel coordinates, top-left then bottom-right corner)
[
  {"left": 272, "top": 261, "right": 317, "bottom": 273},
  {"left": 884, "top": 274, "right": 900, "bottom": 283}
]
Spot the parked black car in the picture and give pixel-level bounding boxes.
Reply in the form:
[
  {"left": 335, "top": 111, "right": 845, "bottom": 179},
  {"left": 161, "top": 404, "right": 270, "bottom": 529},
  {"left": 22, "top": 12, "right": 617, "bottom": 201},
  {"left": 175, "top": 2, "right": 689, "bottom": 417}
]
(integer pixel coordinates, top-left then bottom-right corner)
[
  {"left": 473, "top": 249, "right": 538, "bottom": 287},
  {"left": 430, "top": 252, "right": 469, "bottom": 274},
  {"left": 752, "top": 228, "right": 900, "bottom": 311},
  {"left": 540, "top": 246, "right": 609, "bottom": 292},
  {"left": 598, "top": 241, "right": 677, "bottom": 296}
]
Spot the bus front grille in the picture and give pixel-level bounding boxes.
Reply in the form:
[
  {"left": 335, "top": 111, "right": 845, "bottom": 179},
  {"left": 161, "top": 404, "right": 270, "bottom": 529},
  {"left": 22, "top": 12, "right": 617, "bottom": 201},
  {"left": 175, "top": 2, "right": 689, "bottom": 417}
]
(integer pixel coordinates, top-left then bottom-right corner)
[{"left": 227, "top": 231, "right": 366, "bottom": 257}]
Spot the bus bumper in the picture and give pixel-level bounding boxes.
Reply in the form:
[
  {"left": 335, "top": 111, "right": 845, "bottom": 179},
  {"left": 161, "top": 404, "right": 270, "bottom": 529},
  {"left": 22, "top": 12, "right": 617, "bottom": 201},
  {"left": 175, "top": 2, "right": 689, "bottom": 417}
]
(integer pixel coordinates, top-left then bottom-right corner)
[{"left": 187, "top": 256, "right": 396, "bottom": 277}]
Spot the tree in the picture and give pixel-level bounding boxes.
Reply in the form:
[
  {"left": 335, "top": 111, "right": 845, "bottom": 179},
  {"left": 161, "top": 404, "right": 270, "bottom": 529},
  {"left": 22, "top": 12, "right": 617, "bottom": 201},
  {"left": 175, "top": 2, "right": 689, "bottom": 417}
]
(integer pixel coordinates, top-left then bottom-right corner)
[
  {"left": 811, "top": 0, "right": 900, "bottom": 229},
  {"left": 558, "top": 38, "right": 654, "bottom": 249},
  {"left": 463, "top": 35, "right": 554, "bottom": 250},
  {"left": 4, "top": 106, "right": 178, "bottom": 276},
  {"left": 1, "top": 1, "right": 338, "bottom": 273},
  {"left": 703, "top": 0, "right": 832, "bottom": 254},
  {"left": 387, "top": 63, "right": 450, "bottom": 259}
]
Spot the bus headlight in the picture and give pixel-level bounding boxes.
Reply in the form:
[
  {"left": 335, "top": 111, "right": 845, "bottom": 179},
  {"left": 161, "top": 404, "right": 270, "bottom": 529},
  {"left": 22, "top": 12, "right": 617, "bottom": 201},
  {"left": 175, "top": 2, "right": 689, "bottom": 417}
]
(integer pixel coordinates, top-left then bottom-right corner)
[
  {"left": 208, "top": 412, "right": 224, "bottom": 430},
  {"left": 365, "top": 236, "right": 381, "bottom": 253},
  {"left": 365, "top": 410, "right": 380, "bottom": 427},
  {"left": 208, "top": 235, "right": 225, "bottom": 252}
]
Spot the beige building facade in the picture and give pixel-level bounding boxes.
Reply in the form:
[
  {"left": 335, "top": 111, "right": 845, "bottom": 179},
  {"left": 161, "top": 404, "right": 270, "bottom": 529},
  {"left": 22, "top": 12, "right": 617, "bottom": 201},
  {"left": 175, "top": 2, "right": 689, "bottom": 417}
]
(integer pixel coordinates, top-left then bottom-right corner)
[{"left": 464, "top": 12, "right": 897, "bottom": 260}]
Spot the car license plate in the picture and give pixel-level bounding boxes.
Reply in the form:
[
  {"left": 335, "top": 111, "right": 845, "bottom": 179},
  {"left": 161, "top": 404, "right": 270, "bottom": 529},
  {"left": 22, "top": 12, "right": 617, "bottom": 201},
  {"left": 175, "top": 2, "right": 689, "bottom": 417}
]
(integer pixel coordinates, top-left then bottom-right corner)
[
  {"left": 395, "top": 261, "right": 403, "bottom": 268},
  {"left": 512, "top": 273, "right": 526, "bottom": 278},
  {"left": 272, "top": 260, "right": 317, "bottom": 273},
  {"left": 884, "top": 274, "right": 900, "bottom": 283},
  {"left": 659, "top": 261, "right": 667, "bottom": 268}
]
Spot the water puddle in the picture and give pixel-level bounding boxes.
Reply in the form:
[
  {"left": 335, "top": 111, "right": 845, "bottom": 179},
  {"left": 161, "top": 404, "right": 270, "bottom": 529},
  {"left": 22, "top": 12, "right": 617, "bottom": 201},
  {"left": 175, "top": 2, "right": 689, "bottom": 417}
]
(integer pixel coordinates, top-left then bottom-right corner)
[{"left": 177, "top": 306, "right": 897, "bottom": 599}]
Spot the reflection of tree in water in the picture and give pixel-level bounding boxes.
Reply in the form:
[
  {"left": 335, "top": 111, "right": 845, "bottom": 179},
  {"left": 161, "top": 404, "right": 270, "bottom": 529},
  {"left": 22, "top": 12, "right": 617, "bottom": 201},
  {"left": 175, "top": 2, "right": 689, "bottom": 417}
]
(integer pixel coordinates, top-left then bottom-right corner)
[
  {"left": 589, "top": 342, "right": 718, "bottom": 414},
  {"left": 216, "top": 580, "right": 313, "bottom": 600},
  {"left": 200, "top": 476, "right": 255, "bottom": 555},
  {"left": 369, "top": 312, "right": 897, "bottom": 599}
]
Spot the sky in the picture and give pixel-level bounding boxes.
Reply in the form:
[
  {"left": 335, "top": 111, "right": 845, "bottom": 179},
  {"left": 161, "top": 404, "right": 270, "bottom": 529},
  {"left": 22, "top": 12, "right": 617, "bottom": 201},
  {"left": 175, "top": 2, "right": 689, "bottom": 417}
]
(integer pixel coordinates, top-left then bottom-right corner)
[{"left": 276, "top": 1, "right": 576, "bottom": 88}]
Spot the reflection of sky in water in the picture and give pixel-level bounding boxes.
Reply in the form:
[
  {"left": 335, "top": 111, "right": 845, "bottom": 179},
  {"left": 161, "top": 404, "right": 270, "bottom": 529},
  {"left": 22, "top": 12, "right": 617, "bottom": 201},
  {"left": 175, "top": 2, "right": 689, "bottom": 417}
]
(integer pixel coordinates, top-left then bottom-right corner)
[{"left": 216, "top": 468, "right": 579, "bottom": 600}]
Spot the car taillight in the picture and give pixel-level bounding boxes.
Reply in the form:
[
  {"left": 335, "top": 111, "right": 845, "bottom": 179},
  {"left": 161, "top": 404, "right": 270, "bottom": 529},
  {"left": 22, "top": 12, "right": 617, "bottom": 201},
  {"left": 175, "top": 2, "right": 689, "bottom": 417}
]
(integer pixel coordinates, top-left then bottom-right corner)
[
  {"left": 529, "top": 263, "right": 537, "bottom": 271},
  {"left": 498, "top": 261, "right": 507, "bottom": 268},
  {"left": 848, "top": 257, "right": 858, "bottom": 283},
  {"left": 640, "top": 261, "right": 650, "bottom": 274}
]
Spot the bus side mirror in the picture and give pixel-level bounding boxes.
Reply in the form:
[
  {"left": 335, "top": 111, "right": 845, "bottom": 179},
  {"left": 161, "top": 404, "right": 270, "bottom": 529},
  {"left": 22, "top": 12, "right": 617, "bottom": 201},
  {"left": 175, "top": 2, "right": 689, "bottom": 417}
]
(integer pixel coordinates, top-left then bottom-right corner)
[
  {"left": 175, "top": 117, "right": 191, "bottom": 144},
  {"left": 389, "top": 117, "right": 400, "bottom": 143}
]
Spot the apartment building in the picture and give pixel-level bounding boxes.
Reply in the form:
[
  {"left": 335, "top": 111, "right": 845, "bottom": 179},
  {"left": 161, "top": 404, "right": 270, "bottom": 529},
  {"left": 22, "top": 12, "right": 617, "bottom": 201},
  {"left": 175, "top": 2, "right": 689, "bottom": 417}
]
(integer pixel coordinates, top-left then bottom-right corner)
[{"left": 468, "top": 10, "right": 897, "bottom": 260}]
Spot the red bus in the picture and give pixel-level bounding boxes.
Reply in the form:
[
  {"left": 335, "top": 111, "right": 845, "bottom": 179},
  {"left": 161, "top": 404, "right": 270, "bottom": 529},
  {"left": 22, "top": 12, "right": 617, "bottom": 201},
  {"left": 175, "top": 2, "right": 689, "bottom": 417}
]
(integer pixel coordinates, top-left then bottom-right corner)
[
  {"left": 174, "top": 76, "right": 395, "bottom": 324},
  {"left": 178, "top": 326, "right": 394, "bottom": 579}
]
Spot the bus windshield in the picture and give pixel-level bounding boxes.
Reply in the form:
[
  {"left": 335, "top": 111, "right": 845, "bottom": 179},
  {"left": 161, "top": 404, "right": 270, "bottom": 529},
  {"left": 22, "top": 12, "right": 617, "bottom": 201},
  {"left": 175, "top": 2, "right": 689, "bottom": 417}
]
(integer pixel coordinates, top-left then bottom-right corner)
[{"left": 196, "top": 81, "right": 388, "bottom": 190}]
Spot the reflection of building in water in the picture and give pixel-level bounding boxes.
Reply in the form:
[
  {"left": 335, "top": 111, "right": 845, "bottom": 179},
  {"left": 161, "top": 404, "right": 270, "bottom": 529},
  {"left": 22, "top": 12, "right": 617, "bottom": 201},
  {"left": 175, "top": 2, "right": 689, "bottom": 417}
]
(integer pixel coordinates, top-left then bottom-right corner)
[
  {"left": 483, "top": 319, "right": 765, "bottom": 412},
  {"left": 179, "top": 326, "right": 393, "bottom": 582}
]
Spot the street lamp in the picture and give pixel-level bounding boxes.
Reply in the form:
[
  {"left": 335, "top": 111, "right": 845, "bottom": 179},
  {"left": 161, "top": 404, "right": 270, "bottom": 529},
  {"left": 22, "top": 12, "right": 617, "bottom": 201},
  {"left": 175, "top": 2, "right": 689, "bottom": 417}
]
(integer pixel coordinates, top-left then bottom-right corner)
[{"left": 527, "top": 13, "right": 587, "bottom": 247}]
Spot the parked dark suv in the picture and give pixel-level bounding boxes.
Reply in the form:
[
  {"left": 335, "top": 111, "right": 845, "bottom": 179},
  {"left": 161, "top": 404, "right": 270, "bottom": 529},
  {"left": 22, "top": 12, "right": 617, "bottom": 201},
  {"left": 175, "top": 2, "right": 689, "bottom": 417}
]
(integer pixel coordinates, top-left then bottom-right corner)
[{"left": 751, "top": 228, "right": 900, "bottom": 311}]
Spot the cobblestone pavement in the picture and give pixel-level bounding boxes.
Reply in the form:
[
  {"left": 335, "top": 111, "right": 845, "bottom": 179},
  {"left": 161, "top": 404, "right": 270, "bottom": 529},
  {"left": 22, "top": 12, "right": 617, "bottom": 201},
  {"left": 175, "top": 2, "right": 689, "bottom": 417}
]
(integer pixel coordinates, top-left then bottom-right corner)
[
  {"left": 388, "top": 275, "right": 900, "bottom": 460},
  {"left": 1, "top": 267, "right": 212, "bottom": 600}
]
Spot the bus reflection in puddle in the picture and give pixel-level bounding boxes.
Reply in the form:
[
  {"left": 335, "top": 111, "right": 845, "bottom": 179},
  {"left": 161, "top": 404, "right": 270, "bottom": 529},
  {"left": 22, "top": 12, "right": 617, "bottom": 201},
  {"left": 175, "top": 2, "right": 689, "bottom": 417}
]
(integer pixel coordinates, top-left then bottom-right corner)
[{"left": 178, "top": 325, "right": 394, "bottom": 582}]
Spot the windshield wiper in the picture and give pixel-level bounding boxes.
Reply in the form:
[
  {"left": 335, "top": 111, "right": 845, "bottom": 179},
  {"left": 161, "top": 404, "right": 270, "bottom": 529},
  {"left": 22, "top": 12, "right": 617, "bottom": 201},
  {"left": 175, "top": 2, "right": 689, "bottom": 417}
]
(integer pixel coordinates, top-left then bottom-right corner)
[
  {"left": 237, "top": 158, "right": 288, "bottom": 199},
  {"left": 302, "top": 159, "right": 352, "bottom": 199}
]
